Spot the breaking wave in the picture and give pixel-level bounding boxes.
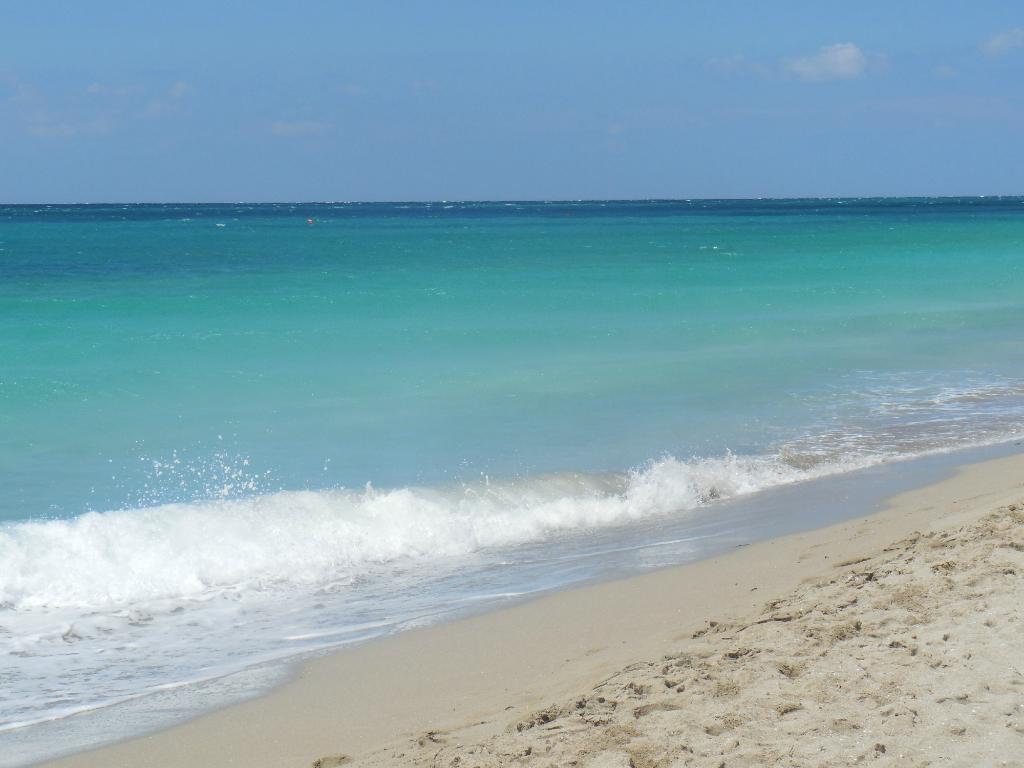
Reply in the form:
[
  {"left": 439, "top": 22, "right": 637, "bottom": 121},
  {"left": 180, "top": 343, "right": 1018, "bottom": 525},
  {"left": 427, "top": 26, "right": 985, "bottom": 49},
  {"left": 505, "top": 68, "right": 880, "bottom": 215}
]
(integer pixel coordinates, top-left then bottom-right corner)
[{"left": 0, "top": 449, "right": 890, "bottom": 612}]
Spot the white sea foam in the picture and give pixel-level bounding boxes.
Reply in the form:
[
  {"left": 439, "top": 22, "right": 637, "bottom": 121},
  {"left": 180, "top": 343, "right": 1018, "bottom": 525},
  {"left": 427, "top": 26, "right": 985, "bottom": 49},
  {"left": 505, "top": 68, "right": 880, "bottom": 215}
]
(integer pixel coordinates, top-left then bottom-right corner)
[
  {"left": 0, "top": 450, "right": 880, "bottom": 613},
  {"left": 2, "top": 433, "right": 1023, "bottom": 760}
]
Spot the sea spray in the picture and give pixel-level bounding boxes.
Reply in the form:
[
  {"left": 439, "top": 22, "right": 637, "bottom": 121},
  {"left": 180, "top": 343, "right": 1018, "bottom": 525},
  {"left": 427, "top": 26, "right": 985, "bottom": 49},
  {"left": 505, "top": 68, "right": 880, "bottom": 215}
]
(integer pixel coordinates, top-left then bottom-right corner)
[
  {"left": 0, "top": 447, "right": 940, "bottom": 613},
  {"left": 5, "top": 199, "right": 1024, "bottom": 762}
]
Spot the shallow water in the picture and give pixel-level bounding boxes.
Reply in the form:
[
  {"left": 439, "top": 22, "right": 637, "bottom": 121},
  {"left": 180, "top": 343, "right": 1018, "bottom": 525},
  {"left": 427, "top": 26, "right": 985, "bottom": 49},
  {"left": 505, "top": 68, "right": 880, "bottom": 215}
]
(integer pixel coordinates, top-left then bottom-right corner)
[
  {"left": 4, "top": 439, "right": 1020, "bottom": 767},
  {"left": 2, "top": 199, "right": 1024, "bottom": 763}
]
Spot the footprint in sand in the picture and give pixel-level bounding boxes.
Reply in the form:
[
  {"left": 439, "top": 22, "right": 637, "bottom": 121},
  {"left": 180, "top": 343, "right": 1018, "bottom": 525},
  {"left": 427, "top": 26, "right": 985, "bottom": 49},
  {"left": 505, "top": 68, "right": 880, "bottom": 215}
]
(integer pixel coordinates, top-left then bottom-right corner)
[{"left": 311, "top": 754, "right": 349, "bottom": 767}]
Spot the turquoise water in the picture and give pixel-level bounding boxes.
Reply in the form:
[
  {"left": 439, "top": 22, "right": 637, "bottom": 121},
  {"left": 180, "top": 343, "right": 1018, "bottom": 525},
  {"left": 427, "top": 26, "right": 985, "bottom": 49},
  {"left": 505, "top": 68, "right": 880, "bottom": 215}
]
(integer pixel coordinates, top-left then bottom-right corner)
[
  {"left": 2, "top": 199, "right": 1024, "bottom": 761},
  {"left": 5, "top": 199, "right": 1024, "bottom": 519}
]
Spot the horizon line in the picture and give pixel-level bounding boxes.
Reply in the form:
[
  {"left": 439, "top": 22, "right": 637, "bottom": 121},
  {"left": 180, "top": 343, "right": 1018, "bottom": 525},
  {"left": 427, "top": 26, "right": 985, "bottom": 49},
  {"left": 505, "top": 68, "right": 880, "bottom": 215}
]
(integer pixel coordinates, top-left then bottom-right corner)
[{"left": 2, "top": 194, "right": 1022, "bottom": 207}]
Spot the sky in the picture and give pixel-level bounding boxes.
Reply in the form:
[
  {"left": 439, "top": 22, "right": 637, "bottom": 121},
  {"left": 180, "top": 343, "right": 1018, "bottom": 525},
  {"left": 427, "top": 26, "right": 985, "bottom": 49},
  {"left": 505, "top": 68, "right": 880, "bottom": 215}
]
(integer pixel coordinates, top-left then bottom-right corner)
[{"left": 1, "top": 1, "right": 1023, "bottom": 202}]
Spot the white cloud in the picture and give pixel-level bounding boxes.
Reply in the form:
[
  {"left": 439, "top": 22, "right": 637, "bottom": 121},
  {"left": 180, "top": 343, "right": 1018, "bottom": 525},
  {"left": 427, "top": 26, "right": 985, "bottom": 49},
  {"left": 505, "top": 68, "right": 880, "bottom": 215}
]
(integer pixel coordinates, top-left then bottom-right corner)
[
  {"left": 144, "top": 82, "right": 193, "bottom": 117},
  {"left": 982, "top": 28, "right": 1024, "bottom": 56},
  {"left": 10, "top": 78, "right": 194, "bottom": 136},
  {"left": 270, "top": 120, "right": 330, "bottom": 137},
  {"left": 784, "top": 43, "right": 867, "bottom": 82},
  {"left": 5, "top": 78, "right": 115, "bottom": 138},
  {"left": 3, "top": 76, "right": 35, "bottom": 106}
]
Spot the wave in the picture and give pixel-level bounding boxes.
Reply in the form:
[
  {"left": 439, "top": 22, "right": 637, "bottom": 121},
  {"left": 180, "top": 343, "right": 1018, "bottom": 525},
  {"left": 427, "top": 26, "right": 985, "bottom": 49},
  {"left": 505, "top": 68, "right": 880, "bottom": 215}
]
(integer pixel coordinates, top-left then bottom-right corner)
[
  {"left": 0, "top": 450, "right": 890, "bottom": 612},
  {"left": 1, "top": 430, "right": 1022, "bottom": 753},
  {"left": 6, "top": 377, "right": 1024, "bottom": 615}
]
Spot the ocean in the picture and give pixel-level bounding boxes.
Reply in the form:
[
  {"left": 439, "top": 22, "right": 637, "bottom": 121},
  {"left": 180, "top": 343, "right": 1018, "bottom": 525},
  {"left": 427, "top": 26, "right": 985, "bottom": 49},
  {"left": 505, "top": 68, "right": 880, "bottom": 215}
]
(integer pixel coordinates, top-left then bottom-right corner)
[{"left": 2, "top": 198, "right": 1024, "bottom": 764}]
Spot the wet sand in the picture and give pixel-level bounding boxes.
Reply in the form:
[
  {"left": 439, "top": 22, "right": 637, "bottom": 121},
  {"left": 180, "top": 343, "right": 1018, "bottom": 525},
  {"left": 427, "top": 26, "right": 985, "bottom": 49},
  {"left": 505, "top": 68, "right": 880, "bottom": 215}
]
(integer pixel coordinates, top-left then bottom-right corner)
[{"left": 39, "top": 452, "right": 1024, "bottom": 767}]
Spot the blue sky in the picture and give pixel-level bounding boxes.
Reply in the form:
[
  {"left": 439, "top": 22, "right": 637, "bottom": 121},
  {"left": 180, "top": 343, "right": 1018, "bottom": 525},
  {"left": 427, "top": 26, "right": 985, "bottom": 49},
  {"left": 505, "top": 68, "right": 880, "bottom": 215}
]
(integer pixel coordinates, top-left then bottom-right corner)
[{"left": 1, "top": 2, "right": 1022, "bottom": 201}]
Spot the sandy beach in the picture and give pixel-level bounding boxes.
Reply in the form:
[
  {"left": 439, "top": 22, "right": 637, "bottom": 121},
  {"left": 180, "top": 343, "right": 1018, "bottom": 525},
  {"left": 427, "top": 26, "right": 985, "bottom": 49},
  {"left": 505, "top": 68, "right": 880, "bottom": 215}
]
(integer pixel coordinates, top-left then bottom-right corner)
[
  {"left": 34, "top": 451, "right": 1024, "bottom": 768},
  {"left": 8, "top": 7, "right": 1024, "bottom": 767}
]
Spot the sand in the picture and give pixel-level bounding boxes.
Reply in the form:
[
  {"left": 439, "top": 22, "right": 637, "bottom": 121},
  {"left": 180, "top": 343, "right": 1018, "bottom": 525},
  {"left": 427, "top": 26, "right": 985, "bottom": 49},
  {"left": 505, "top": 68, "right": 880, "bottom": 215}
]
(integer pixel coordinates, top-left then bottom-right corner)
[{"left": 38, "top": 453, "right": 1024, "bottom": 768}]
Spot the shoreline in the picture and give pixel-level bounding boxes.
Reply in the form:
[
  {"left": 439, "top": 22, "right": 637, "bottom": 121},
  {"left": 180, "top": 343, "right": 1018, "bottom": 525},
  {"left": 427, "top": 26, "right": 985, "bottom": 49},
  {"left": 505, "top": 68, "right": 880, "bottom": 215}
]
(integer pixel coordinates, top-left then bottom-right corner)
[{"left": 33, "top": 449, "right": 1024, "bottom": 767}]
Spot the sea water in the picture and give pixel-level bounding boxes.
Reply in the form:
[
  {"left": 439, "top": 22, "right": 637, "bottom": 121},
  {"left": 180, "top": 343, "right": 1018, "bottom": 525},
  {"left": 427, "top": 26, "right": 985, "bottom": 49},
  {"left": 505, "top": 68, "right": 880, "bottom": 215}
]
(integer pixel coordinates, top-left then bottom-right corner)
[{"left": 2, "top": 199, "right": 1024, "bottom": 763}]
